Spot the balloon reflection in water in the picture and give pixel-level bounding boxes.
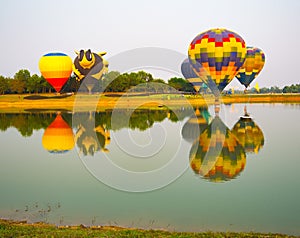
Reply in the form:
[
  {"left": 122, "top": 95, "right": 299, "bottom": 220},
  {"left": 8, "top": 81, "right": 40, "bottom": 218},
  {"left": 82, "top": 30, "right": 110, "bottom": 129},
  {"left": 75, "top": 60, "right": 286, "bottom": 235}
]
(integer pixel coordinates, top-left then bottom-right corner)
[
  {"left": 181, "top": 107, "right": 211, "bottom": 143},
  {"left": 231, "top": 109, "right": 264, "bottom": 154},
  {"left": 74, "top": 112, "right": 110, "bottom": 156},
  {"left": 42, "top": 113, "right": 74, "bottom": 154},
  {"left": 189, "top": 115, "right": 246, "bottom": 182}
]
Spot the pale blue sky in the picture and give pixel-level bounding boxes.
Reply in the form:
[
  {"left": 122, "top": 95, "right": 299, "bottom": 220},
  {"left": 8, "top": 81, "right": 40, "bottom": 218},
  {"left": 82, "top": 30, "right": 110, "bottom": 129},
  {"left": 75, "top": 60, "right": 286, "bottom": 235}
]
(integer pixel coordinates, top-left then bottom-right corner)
[{"left": 0, "top": 0, "right": 299, "bottom": 88}]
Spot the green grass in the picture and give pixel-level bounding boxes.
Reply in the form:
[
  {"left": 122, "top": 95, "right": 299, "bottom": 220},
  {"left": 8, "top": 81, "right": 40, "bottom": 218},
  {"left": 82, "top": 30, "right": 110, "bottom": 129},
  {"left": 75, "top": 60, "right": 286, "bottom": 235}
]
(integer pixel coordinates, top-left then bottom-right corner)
[{"left": 0, "top": 219, "right": 297, "bottom": 238}]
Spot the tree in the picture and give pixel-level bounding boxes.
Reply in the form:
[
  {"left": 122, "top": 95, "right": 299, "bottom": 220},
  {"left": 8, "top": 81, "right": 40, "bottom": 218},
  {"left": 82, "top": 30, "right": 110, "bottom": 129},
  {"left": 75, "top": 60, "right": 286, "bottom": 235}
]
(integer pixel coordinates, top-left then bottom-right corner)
[
  {"left": 168, "top": 77, "right": 194, "bottom": 92},
  {"left": 0, "top": 76, "right": 10, "bottom": 94},
  {"left": 10, "top": 79, "right": 26, "bottom": 94},
  {"left": 27, "top": 74, "right": 43, "bottom": 93},
  {"left": 11, "top": 69, "right": 31, "bottom": 94}
]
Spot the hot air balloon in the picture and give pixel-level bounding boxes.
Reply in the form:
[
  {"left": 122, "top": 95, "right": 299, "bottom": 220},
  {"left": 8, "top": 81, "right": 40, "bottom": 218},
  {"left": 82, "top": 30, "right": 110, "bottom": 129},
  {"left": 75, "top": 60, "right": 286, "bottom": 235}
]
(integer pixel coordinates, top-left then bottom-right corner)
[
  {"left": 188, "top": 28, "right": 247, "bottom": 97},
  {"left": 181, "top": 58, "right": 204, "bottom": 92},
  {"left": 231, "top": 110, "right": 264, "bottom": 154},
  {"left": 73, "top": 49, "right": 107, "bottom": 80},
  {"left": 235, "top": 47, "right": 265, "bottom": 89},
  {"left": 39, "top": 53, "right": 73, "bottom": 93},
  {"left": 189, "top": 116, "right": 246, "bottom": 182},
  {"left": 181, "top": 107, "right": 210, "bottom": 143},
  {"left": 72, "top": 49, "right": 108, "bottom": 93},
  {"left": 42, "top": 113, "right": 75, "bottom": 153}
]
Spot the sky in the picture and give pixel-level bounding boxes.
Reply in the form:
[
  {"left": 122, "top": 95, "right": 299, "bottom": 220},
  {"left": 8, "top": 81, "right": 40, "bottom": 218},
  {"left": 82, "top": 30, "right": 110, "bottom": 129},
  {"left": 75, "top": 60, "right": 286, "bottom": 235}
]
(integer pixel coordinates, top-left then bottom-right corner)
[{"left": 0, "top": 0, "right": 299, "bottom": 89}]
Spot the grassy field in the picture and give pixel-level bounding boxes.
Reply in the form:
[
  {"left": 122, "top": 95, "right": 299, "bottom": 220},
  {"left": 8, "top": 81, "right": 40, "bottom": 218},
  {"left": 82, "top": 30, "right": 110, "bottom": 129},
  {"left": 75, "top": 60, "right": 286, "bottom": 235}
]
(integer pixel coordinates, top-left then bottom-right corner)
[
  {"left": 0, "top": 93, "right": 299, "bottom": 113},
  {"left": 0, "top": 219, "right": 297, "bottom": 238}
]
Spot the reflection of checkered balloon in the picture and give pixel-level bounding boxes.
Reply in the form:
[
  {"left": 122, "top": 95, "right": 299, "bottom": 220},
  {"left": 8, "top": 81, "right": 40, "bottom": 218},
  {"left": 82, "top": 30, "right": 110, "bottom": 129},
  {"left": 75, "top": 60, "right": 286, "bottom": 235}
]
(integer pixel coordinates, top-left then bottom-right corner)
[
  {"left": 235, "top": 47, "right": 265, "bottom": 88},
  {"left": 188, "top": 28, "right": 246, "bottom": 96},
  {"left": 189, "top": 116, "right": 246, "bottom": 182}
]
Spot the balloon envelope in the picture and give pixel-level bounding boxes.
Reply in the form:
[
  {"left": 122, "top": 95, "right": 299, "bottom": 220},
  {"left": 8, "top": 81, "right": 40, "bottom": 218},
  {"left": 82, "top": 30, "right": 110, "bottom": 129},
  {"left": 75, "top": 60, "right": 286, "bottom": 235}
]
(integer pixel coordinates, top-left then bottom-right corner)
[
  {"left": 235, "top": 47, "right": 265, "bottom": 88},
  {"left": 42, "top": 114, "right": 74, "bottom": 154},
  {"left": 39, "top": 53, "right": 73, "bottom": 93},
  {"left": 181, "top": 58, "right": 203, "bottom": 92},
  {"left": 188, "top": 28, "right": 246, "bottom": 96}
]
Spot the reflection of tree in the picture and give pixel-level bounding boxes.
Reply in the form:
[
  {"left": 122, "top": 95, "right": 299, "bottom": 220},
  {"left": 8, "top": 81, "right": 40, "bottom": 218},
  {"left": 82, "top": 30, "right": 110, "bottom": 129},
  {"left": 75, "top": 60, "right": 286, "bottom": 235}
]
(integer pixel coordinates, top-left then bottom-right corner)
[
  {"left": 0, "top": 113, "right": 56, "bottom": 137},
  {"left": 189, "top": 116, "right": 246, "bottom": 182},
  {"left": 181, "top": 107, "right": 210, "bottom": 143},
  {"left": 74, "top": 112, "right": 110, "bottom": 156},
  {"left": 0, "top": 107, "right": 193, "bottom": 138},
  {"left": 231, "top": 111, "right": 264, "bottom": 154}
]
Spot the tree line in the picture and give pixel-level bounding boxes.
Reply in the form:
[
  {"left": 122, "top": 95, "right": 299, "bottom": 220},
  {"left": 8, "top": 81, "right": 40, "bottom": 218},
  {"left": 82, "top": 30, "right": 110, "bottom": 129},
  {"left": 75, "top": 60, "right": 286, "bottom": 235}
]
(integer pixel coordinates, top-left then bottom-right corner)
[{"left": 0, "top": 69, "right": 299, "bottom": 94}]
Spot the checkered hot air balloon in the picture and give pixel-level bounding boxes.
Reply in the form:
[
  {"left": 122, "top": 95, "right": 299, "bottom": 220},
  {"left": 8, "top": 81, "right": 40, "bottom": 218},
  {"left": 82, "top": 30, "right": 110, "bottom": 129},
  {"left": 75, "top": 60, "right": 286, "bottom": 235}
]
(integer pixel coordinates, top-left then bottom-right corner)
[
  {"left": 231, "top": 113, "right": 264, "bottom": 154},
  {"left": 188, "top": 28, "right": 247, "bottom": 97},
  {"left": 189, "top": 116, "right": 246, "bottom": 182},
  {"left": 235, "top": 47, "right": 265, "bottom": 89}
]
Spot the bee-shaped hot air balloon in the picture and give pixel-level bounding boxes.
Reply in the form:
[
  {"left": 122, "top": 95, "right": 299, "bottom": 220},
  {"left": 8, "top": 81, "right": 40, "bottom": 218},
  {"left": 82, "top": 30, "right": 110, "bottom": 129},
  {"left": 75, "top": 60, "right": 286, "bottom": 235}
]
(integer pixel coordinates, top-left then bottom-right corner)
[{"left": 72, "top": 49, "right": 107, "bottom": 81}]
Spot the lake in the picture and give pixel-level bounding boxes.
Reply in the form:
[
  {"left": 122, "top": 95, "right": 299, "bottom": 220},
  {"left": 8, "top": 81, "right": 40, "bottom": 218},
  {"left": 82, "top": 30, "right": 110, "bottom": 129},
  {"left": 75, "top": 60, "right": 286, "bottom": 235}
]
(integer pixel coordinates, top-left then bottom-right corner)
[{"left": 0, "top": 103, "right": 299, "bottom": 235}]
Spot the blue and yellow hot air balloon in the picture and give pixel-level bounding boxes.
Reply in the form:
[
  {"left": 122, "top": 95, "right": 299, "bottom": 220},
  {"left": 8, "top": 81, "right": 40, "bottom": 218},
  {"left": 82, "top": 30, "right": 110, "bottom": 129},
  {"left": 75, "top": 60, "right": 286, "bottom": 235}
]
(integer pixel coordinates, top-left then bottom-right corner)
[
  {"left": 181, "top": 58, "right": 204, "bottom": 92},
  {"left": 39, "top": 53, "right": 73, "bottom": 93},
  {"left": 188, "top": 28, "right": 247, "bottom": 97},
  {"left": 235, "top": 46, "right": 265, "bottom": 89}
]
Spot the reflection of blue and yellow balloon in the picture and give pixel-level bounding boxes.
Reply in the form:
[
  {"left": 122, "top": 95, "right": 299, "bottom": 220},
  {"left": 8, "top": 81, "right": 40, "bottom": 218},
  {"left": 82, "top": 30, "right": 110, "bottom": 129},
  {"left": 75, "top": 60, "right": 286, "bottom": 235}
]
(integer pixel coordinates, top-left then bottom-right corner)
[
  {"left": 190, "top": 116, "right": 246, "bottom": 182},
  {"left": 231, "top": 114, "right": 264, "bottom": 154},
  {"left": 42, "top": 114, "right": 74, "bottom": 154},
  {"left": 39, "top": 53, "right": 73, "bottom": 93},
  {"left": 235, "top": 47, "right": 265, "bottom": 89},
  {"left": 188, "top": 28, "right": 246, "bottom": 96},
  {"left": 181, "top": 107, "right": 210, "bottom": 143}
]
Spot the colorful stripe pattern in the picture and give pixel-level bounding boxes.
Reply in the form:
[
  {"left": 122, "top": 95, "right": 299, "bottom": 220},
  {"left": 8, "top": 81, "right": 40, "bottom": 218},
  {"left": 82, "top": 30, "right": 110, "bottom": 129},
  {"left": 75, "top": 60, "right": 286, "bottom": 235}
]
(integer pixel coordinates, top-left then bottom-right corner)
[
  {"left": 231, "top": 116, "right": 264, "bottom": 154},
  {"left": 42, "top": 114, "right": 74, "bottom": 154},
  {"left": 39, "top": 53, "right": 73, "bottom": 92},
  {"left": 181, "top": 58, "right": 203, "bottom": 92},
  {"left": 235, "top": 47, "right": 265, "bottom": 88},
  {"left": 188, "top": 28, "right": 246, "bottom": 96},
  {"left": 189, "top": 116, "right": 246, "bottom": 182}
]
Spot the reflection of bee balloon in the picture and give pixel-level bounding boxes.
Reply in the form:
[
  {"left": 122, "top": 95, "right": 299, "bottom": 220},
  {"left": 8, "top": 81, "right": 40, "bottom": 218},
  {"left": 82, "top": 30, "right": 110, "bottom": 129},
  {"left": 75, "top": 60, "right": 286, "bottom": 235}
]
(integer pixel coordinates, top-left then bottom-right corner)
[
  {"left": 231, "top": 112, "right": 264, "bottom": 154},
  {"left": 42, "top": 114, "right": 74, "bottom": 154},
  {"left": 189, "top": 116, "right": 246, "bottom": 182},
  {"left": 181, "top": 107, "right": 210, "bottom": 143},
  {"left": 74, "top": 112, "right": 110, "bottom": 156}
]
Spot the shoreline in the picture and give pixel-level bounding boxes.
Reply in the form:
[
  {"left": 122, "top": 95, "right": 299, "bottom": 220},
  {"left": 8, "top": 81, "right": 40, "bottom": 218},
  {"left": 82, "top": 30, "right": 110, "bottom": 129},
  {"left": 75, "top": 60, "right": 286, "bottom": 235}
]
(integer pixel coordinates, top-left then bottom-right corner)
[
  {"left": 0, "top": 93, "right": 299, "bottom": 113},
  {"left": 0, "top": 219, "right": 297, "bottom": 237}
]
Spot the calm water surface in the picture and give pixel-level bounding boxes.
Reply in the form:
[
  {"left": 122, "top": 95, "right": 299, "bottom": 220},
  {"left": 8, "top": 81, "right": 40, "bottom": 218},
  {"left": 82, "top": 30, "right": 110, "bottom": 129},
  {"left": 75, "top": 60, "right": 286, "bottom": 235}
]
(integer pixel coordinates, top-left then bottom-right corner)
[{"left": 0, "top": 103, "right": 299, "bottom": 235}]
